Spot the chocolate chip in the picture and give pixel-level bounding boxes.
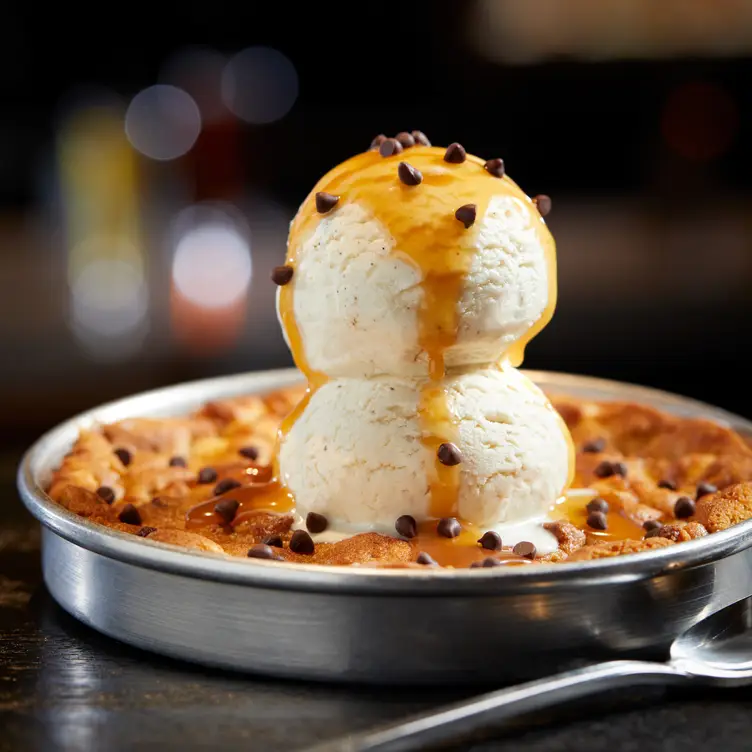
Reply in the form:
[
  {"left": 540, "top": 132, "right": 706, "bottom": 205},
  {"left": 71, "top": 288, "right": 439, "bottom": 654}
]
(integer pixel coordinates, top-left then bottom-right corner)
[
  {"left": 586, "top": 511, "right": 608, "bottom": 530},
  {"left": 645, "top": 526, "right": 663, "bottom": 539},
  {"left": 213, "top": 478, "right": 241, "bottom": 496},
  {"left": 478, "top": 531, "right": 502, "bottom": 551},
  {"left": 306, "top": 512, "right": 328, "bottom": 534},
  {"left": 658, "top": 479, "right": 677, "bottom": 491},
  {"left": 643, "top": 519, "right": 662, "bottom": 533},
  {"left": 513, "top": 541, "right": 537, "bottom": 559},
  {"left": 289, "top": 530, "right": 315, "bottom": 555},
  {"left": 534, "top": 195, "right": 552, "bottom": 216},
  {"left": 674, "top": 496, "right": 696, "bottom": 519},
  {"left": 118, "top": 503, "right": 142, "bottom": 526},
  {"left": 197, "top": 467, "right": 218, "bottom": 485},
  {"left": 582, "top": 438, "right": 606, "bottom": 453},
  {"left": 443, "top": 142, "right": 466, "bottom": 163},
  {"left": 369, "top": 134, "right": 387, "bottom": 150},
  {"left": 96, "top": 486, "right": 115, "bottom": 504},
  {"left": 396, "top": 131, "right": 415, "bottom": 148},
  {"left": 594, "top": 460, "right": 627, "bottom": 479},
  {"left": 398, "top": 161, "right": 423, "bottom": 186},
  {"left": 169, "top": 456, "right": 186, "bottom": 467},
  {"left": 482, "top": 557, "right": 502, "bottom": 568},
  {"left": 586, "top": 497, "right": 609, "bottom": 514},
  {"left": 114, "top": 447, "right": 132, "bottom": 467},
  {"left": 214, "top": 498, "right": 240, "bottom": 524},
  {"left": 696, "top": 482, "right": 717, "bottom": 500},
  {"left": 238, "top": 446, "right": 259, "bottom": 461},
  {"left": 437, "top": 517, "right": 461, "bottom": 539},
  {"left": 437, "top": 442, "right": 462, "bottom": 466},
  {"left": 416, "top": 551, "right": 437, "bottom": 566},
  {"left": 379, "top": 138, "right": 403, "bottom": 157},
  {"left": 469, "top": 560, "right": 483, "bottom": 568},
  {"left": 151, "top": 496, "right": 168, "bottom": 508},
  {"left": 137, "top": 526, "right": 157, "bottom": 537},
  {"left": 315, "top": 191, "right": 340, "bottom": 214},
  {"left": 271, "top": 265, "right": 294, "bottom": 286},
  {"left": 263, "top": 534, "right": 283, "bottom": 548},
  {"left": 455, "top": 204, "right": 477, "bottom": 229},
  {"left": 411, "top": 130, "right": 431, "bottom": 146},
  {"left": 247, "top": 544, "right": 283, "bottom": 560},
  {"left": 483, "top": 158, "right": 505, "bottom": 178},
  {"left": 594, "top": 461, "right": 613, "bottom": 478},
  {"left": 395, "top": 514, "right": 417, "bottom": 539}
]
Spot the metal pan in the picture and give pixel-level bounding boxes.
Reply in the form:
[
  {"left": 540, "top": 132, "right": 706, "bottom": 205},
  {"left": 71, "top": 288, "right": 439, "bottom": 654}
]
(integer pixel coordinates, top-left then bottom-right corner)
[{"left": 17, "top": 369, "right": 752, "bottom": 685}]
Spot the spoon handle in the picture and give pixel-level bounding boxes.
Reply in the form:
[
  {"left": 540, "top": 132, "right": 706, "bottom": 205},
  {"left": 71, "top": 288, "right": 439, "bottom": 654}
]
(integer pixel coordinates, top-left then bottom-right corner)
[{"left": 307, "top": 660, "right": 688, "bottom": 752}]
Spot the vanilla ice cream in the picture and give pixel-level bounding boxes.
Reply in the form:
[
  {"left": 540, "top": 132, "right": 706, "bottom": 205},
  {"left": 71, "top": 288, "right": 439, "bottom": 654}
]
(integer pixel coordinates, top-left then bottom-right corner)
[
  {"left": 279, "top": 187, "right": 552, "bottom": 378},
  {"left": 273, "top": 136, "right": 573, "bottom": 559},
  {"left": 279, "top": 366, "right": 570, "bottom": 548}
]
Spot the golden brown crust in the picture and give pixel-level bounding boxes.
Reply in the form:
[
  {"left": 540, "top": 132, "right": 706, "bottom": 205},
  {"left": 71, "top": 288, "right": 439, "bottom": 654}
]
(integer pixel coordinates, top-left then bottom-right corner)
[
  {"left": 144, "top": 529, "right": 226, "bottom": 554},
  {"left": 695, "top": 483, "right": 752, "bottom": 533},
  {"left": 552, "top": 397, "right": 752, "bottom": 461},
  {"left": 57, "top": 485, "right": 116, "bottom": 521},
  {"left": 282, "top": 533, "right": 413, "bottom": 566},
  {"left": 655, "top": 521, "right": 708, "bottom": 542},
  {"left": 47, "top": 387, "right": 752, "bottom": 569},
  {"left": 566, "top": 537, "right": 675, "bottom": 561}
]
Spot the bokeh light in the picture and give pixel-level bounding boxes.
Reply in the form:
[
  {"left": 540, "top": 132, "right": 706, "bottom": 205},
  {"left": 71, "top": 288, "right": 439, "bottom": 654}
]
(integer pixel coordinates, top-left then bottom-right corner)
[
  {"left": 69, "top": 246, "right": 148, "bottom": 359},
  {"left": 58, "top": 103, "right": 148, "bottom": 362},
  {"left": 172, "top": 217, "right": 252, "bottom": 308},
  {"left": 169, "top": 204, "right": 252, "bottom": 355},
  {"left": 221, "top": 47, "right": 298, "bottom": 124},
  {"left": 125, "top": 84, "right": 201, "bottom": 160},
  {"left": 469, "top": 0, "right": 752, "bottom": 63}
]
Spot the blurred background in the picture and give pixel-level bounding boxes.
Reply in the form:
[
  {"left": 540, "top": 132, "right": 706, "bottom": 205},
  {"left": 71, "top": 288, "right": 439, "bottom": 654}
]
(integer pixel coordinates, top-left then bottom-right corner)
[{"left": 2, "top": 0, "right": 752, "bottom": 454}]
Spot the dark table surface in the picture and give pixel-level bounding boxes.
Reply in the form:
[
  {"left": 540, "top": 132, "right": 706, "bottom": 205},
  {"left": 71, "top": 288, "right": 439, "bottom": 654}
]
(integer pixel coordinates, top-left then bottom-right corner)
[{"left": 3, "top": 450, "right": 752, "bottom": 752}]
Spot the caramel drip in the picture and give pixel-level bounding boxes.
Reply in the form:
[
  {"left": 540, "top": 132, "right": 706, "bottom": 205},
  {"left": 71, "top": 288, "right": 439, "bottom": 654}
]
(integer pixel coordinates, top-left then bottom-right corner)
[
  {"left": 410, "top": 520, "right": 531, "bottom": 568},
  {"left": 506, "top": 235, "right": 558, "bottom": 368},
  {"left": 419, "top": 384, "right": 460, "bottom": 519},
  {"left": 279, "top": 146, "right": 562, "bottom": 520},
  {"left": 552, "top": 493, "right": 647, "bottom": 542}
]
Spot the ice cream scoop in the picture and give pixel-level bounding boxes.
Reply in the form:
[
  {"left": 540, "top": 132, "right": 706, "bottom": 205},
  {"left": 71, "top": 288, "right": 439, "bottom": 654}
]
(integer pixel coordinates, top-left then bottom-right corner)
[
  {"left": 278, "top": 193, "right": 553, "bottom": 378},
  {"left": 279, "top": 365, "right": 570, "bottom": 552},
  {"left": 277, "top": 144, "right": 556, "bottom": 379}
]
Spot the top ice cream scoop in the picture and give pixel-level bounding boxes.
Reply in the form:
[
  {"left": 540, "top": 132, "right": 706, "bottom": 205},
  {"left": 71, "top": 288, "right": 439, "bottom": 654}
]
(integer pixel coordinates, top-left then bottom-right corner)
[{"left": 277, "top": 141, "right": 556, "bottom": 380}]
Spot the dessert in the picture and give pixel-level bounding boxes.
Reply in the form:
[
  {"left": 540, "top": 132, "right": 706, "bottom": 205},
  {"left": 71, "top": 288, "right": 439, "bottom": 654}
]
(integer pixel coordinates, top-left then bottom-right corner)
[
  {"left": 276, "top": 135, "right": 572, "bottom": 557},
  {"left": 46, "top": 132, "right": 752, "bottom": 568},
  {"left": 47, "top": 383, "right": 752, "bottom": 567}
]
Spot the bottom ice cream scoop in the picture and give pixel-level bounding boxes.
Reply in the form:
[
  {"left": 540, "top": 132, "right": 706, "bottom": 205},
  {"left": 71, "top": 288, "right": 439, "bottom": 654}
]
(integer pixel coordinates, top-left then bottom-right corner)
[{"left": 278, "top": 366, "right": 571, "bottom": 550}]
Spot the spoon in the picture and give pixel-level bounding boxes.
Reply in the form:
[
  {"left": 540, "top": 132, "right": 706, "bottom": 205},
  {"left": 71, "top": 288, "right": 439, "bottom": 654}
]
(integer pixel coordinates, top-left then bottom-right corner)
[{"left": 306, "top": 595, "right": 752, "bottom": 752}]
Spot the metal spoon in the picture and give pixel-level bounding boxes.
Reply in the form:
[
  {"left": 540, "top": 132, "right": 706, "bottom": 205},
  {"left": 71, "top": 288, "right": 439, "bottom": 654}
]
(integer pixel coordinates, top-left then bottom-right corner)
[{"left": 306, "top": 595, "right": 752, "bottom": 752}]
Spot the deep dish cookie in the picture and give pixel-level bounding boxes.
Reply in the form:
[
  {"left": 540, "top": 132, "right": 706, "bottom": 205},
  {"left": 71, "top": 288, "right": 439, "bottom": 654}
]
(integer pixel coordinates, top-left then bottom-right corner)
[{"left": 46, "top": 385, "right": 752, "bottom": 569}]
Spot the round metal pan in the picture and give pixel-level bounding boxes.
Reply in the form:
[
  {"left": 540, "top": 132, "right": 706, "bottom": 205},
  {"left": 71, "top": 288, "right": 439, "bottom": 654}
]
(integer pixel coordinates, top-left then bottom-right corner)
[{"left": 17, "top": 369, "right": 752, "bottom": 685}]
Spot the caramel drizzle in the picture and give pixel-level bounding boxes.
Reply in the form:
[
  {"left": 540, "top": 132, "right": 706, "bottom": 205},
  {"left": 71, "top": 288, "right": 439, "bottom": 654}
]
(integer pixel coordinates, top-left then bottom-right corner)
[
  {"left": 279, "top": 145, "right": 564, "bottom": 520},
  {"left": 551, "top": 493, "right": 647, "bottom": 542}
]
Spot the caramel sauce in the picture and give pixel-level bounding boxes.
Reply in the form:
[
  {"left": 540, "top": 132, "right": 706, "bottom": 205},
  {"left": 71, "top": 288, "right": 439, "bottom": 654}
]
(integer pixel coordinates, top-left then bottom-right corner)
[
  {"left": 419, "top": 383, "right": 460, "bottom": 519},
  {"left": 279, "top": 146, "right": 564, "bottom": 520},
  {"left": 186, "top": 469, "right": 293, "bottom": 530},
  {"left": 409, "top": 520, "right": 530, "bottom": 568},
  {"left": 552, "top": 493, "right": 647, "bottom": 542},
  {"left": 199, "top": 462, "right": 274, "bottom": 486}
]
